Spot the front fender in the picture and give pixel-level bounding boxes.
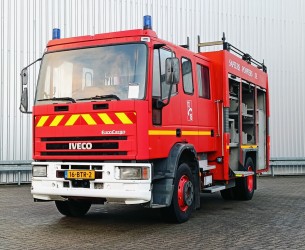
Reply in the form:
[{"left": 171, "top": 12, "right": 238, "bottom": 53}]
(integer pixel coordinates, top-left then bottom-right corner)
[{"left": 150, "top": 143, "right": 200, "bottom": 209}]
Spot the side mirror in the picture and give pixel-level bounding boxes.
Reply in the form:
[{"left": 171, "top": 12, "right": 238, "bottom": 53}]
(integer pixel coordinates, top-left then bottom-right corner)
[
  {"left": 166, "top": 57, "right": 180, "bottom": 84},
  {"left": 20, "top": 87, "right": 29, "bottom": 113},
  {"left": 21, "top": 68, "right": 28, "bottom": 85},
  {"left": 19, "top": 58, "right": 41, "bottom": 114},
  {"left": 20, "top": 67, "right": 30, "bottom": 113}
]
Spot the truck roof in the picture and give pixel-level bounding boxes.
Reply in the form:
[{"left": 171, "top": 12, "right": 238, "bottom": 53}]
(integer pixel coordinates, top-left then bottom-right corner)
[{"left": 47, "top": 29, "right": 158, "bottom": 49}]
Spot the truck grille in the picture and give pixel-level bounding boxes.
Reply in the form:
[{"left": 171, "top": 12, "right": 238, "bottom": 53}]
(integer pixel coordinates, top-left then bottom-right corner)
[
  {"left": 46, "top": 142, "right": 119, "bottom": 150},
  {"left": 39, "top": 136, "right": 128, "bottom": 156},
  {"left": 41, "top": 136, "right": 127, "bottom": 141}
]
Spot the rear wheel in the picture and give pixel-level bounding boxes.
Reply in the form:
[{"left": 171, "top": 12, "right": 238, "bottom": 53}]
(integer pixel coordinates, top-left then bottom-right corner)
[
  {"left": 234, "top": 157, "right": 255, "bottom": 200},
  {"left": 55, "top": 200, "right": 91, "bottom": 217},
  {"left": 220, "top": 188, "right": 235, "bottom": 200},
  {"left": 162, "top": 163, "right": 195, "bottom": 223}
]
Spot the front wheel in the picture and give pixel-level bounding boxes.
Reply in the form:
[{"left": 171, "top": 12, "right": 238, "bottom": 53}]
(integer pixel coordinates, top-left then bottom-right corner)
[
  {"left": 55, "top": 200, "right": 91, "bottom": 217},
  {"left": 162, "top": 163, "right": 195, "bottom": 223}
]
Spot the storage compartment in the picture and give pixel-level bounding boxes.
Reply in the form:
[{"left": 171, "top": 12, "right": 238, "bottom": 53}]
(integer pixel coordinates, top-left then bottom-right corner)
[{"left": 241, "top": 82, "right": 255, "bottom": 144}]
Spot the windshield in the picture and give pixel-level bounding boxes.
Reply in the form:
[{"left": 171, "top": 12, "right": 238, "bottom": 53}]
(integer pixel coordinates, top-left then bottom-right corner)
[{"left": 35, "top": 43, "right": 147, "bottom": 103}]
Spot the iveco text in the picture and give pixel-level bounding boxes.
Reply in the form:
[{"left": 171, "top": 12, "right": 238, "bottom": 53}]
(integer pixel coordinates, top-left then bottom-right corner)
[{"left": 68, "top": 142, "right": 93, "bottom": 150}]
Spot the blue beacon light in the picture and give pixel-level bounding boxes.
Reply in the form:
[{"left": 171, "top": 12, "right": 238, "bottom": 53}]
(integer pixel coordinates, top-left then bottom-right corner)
[
  {"left": 143, "top": 15, "right": 152, "bottom": 30},
  {"left": 52, "top": 28, "right": 61, "bottom": 39}
]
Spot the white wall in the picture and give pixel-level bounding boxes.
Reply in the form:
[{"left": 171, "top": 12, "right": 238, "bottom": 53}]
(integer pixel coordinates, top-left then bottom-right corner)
[{"left": 0, "top": 0, "right": 304, "bottom": 160}]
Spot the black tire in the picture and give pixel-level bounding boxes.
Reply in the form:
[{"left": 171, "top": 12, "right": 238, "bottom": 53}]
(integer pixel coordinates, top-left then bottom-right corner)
[
  {"left": 162, "top": 163, "right": 195, "bottom": 223},
  {"left": 233, "top": 157, "right": 255, "bottom": 200},
  {"left": 55, "top": 200, "right": 91, "bottom": 217},
  {"left": 220, "top": 188, "right": 235, "bottom": 200}
]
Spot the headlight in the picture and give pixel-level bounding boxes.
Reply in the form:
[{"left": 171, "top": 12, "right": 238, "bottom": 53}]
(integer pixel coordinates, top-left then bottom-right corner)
[
  {"left": 33, "top": 165, "right": 47, "bottom": 177},
  {"left": 115, "top": 167, "right": 149, "bottom": 180}
]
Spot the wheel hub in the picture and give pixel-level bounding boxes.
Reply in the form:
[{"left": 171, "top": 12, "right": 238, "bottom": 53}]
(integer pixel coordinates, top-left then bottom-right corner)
[
  {"left": 178, "top": 175, "right": 194, "bottom": 212},
  {"left": 183, "top": 181, "right": 194, "bottom": 206},
  {"left": 247, "top": 166, "right": 254, "bottom": 192}
]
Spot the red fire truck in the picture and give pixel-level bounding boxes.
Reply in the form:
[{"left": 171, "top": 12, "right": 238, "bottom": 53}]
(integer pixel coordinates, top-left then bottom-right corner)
[{"left": 20, "top": 16, "right": 270, "bottom": 223}]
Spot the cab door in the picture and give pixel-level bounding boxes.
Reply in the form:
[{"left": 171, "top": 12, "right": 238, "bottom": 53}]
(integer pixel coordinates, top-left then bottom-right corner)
[
  {"left": 179, "top": 57, "right": 199, "bottom": 147},
  {"left": 195, "top": 58, "right": 217, "bottom": 152},
  {"left": 149, "top": 47, "right": 181, "bottom": 158}
]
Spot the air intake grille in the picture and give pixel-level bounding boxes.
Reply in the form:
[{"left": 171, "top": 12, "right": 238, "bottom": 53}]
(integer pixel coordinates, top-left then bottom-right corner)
[{"left": 39, "top": 136, "right": 128, "bottom": 156}]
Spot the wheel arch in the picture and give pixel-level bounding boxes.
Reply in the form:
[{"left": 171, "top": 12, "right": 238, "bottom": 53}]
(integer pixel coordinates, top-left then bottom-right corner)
[
  {"left": 151, "top": 143, "right": 200, "bottom": 209},
  {"left": 241, "top": 150, "right": 257, "bottom": 190},
  {"left": 241, "top": 150, "right": 257, "bottom": 171}
]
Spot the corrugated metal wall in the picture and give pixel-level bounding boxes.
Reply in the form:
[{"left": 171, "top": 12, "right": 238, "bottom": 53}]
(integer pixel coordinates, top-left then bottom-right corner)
[{"left": 0, "top": 0, "right": 304, "bottom": 161}]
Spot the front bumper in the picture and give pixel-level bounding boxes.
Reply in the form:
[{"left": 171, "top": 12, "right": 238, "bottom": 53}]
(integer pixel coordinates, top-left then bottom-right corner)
[{"left": 31, "top": 162, "right": 152, "bottom": 205}]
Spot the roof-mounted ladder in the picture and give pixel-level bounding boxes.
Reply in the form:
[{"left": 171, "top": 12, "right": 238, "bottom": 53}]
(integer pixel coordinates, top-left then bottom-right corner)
[{"left": 197, "top": 32, "right": 267, "bottom": 72}]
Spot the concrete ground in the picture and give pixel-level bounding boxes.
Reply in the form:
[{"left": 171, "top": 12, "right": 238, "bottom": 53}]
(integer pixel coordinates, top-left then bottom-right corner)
[{"left": 1, "top": 176, "right": 305, "bottom": 250}]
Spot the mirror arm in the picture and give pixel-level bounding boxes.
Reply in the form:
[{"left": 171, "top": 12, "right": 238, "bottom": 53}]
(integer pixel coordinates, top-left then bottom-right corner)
[
  {"left": 22, "top": 58, "right": 42, "bottom": 71},
  {"left": 161, "top": 83, "right": 174, "bottom": 108}
]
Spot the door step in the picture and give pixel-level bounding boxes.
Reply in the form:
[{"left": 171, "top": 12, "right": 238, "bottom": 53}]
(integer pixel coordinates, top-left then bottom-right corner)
[
  {"left": 199, "top": 159, "right": 216, "bottom": 172},
  {"left": 201, "top": 165, "right": 216, "bottom": 171},
  {"left": 202, "top": 185, "right": 226, "bottom": 193},
  {"left": 150, "top": 204, "right": 166, "bottom": 208},
  {"left": 233, "top": 171, "right": 255, "bottom": 177}
]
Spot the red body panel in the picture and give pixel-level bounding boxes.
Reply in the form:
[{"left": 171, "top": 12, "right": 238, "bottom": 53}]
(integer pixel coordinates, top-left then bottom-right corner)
[{"left": 33, "top": 101, "right": 150, "bottom": 161}]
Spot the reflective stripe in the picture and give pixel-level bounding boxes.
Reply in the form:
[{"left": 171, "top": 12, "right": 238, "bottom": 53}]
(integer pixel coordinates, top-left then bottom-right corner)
[
  {"left": 198, "top": 131, "right": 212, "bottom": 136},
  {"left": 65, "top": 114, "right": 80, "bottom": 126},
  {"left": 36, "top": 112, "right": 135, "bottom": 127},
  {"left": 115, "top": 112, "right": 133, "bottom": 124},
  {"left": 182, "top": 131, "right": 199, "bottom": 136},
  {"left": 98, "top": 113, "right": 114, "bottom": 125},
  {"left": 148, "top": 130, "right": 176, "bottom": 135},
  {"left": 50, "top": 115, "right": 64, "bottom": 127},
  {"left": 81, "top": 114, "right": 97, "bottom": 125},
  {"left": 241, "top": 145, "right": 258, "bottom": 149},
  {"left": 149, "top": 130, "right": 211, "bottom": 136},
  {"left": 36, "top": 116, "right": 49, "bottom": 127}
]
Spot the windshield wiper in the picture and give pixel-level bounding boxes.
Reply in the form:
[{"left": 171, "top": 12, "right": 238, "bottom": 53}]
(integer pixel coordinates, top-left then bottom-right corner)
[
  {"left": 76, "top": 94, "right": 120, "bottom": 101},
  {"left": 37, "top": 97, "right": 76, "bottom": 103}
]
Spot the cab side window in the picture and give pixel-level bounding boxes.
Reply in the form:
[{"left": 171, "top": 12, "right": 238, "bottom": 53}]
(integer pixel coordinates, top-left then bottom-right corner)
[
  {"left": 182, "top": 58, "right": 194, "bottom": 95},
  {"left": 197, "top": 64, "right": 210, "bottom": 99},
  {"left": 153, "top": 48, "right": 178, "bottom": 99}
]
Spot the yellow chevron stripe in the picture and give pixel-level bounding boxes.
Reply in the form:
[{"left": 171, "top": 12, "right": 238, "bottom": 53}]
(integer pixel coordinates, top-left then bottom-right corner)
[
  {"left": 50, "top": 115, "right": 64, "bottom": 127},
  {"left": 98, "top": 113, "right": 114, "bottom": 125},
  {"left": 115, "top": 112, "right": 133, "bottom": 124},
  {"left": 81, "top": 114, "right": 97, "bottom": 125},
  {"left": 36, "top": 116, "right": 49, "bottom": 127},
  {"left": 65, "top": 114, "right": 80, "bottom": 126}
]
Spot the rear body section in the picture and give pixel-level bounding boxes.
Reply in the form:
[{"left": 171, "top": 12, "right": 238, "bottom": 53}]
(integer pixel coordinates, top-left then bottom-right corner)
[{"left": 202, "top": 50, "right": 269, "bottom": 182}]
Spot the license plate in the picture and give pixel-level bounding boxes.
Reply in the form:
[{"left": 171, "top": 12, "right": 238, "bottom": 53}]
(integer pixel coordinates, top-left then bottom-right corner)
[{"left": 64, "top": 170, "right": 95, "bottom": 180}]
